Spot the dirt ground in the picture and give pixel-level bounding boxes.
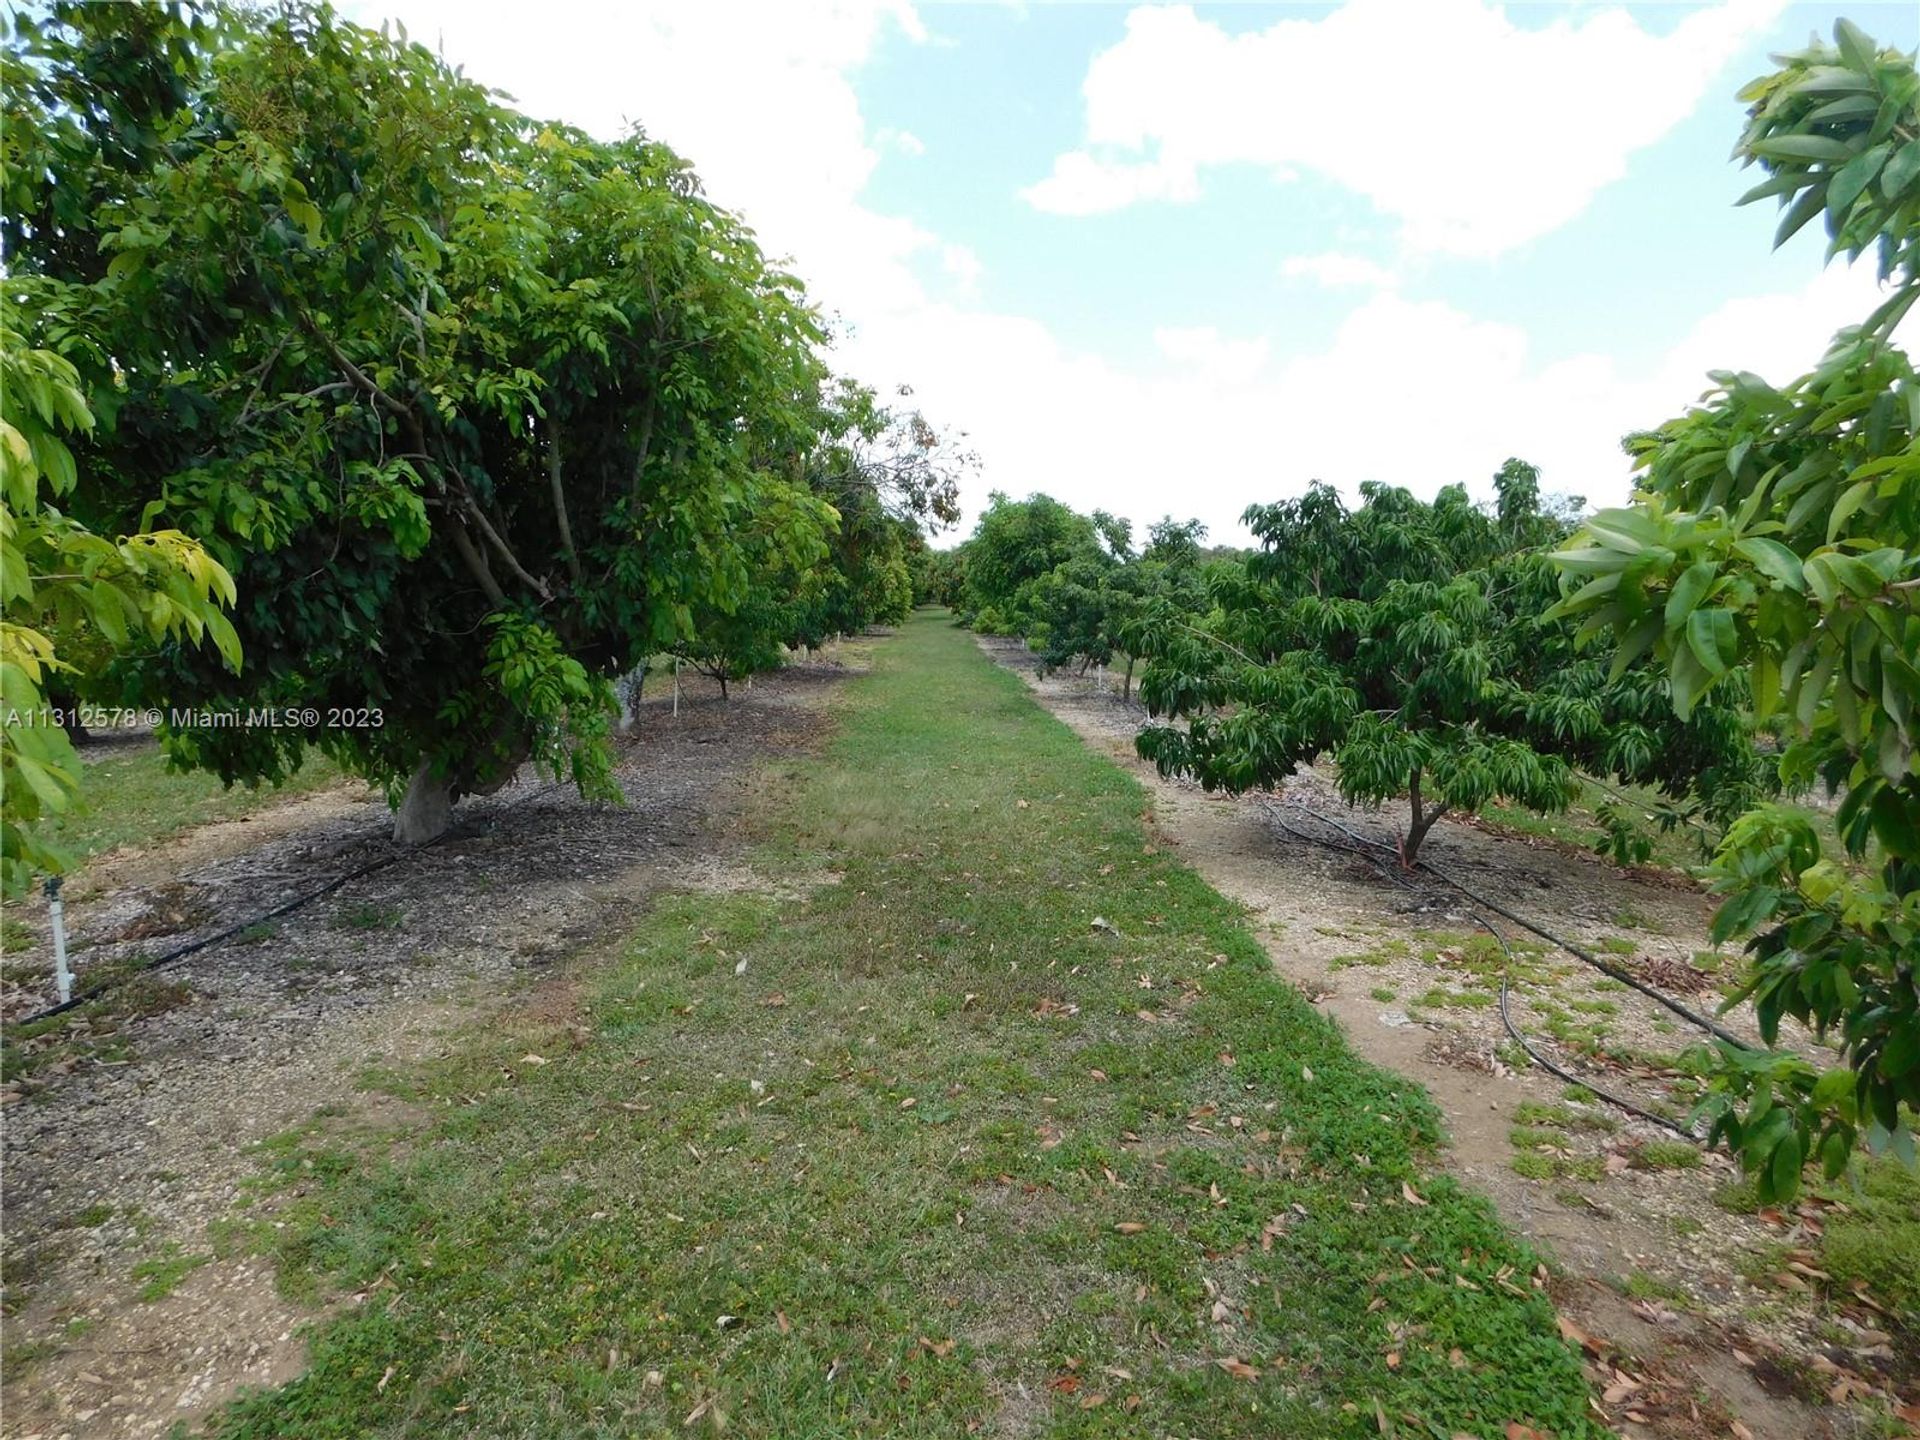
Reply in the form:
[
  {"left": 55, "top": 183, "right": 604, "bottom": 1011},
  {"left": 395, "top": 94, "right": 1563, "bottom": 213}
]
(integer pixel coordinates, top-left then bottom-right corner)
[
  {"left": 981, "top": 635, "right": 1913, "bottom": 1440},
  {"left": 0, "top": 649, "right": 862, "bottom": 1440}
]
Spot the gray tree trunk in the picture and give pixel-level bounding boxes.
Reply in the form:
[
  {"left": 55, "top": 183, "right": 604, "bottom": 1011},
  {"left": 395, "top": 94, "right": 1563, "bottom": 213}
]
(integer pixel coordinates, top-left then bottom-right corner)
[{"left": 394, "top": 759, "right": 455, "bottom": 845}]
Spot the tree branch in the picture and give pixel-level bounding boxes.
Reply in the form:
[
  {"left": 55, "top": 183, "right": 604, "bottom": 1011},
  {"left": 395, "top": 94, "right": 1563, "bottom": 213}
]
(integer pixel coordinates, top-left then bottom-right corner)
[
  {"left": 548, "top": 416, "right": 583, "bottom": 589},
  {"left": 463, "top": 497, "right": 551, "bottom": 603},
  {"left": 448, "top": 521, "right": 507, "bottom": 608},
  {"left": 630, "top": 389, "right": 658, "bottom": 503}
]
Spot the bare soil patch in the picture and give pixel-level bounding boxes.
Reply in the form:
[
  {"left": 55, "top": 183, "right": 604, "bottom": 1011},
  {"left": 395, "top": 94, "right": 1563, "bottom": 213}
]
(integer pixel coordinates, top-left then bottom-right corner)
[
  {"left": 0, "top": 647, "right": 863, "bottom": 1440},
  {"left": 983, "top": 634, "right": 1910, "bottom": 1440}
]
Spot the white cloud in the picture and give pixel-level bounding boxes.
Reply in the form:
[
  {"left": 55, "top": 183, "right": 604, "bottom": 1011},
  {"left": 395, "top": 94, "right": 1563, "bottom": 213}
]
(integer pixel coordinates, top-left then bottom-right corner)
[
  {"left": 1020, "top": 150, "right": 1198, "bottom": 215},
  {"left": 348, "top": 0, "right": 937, "bottom": 321},
  {"left": 1027, "top": 0, "right": 1788, "bottom": 257},
  {"left": 836, "top": 260, "right": 1895, "bottom": 545},
  {"left": 343, "top": 0, "right": 1896, "bottom": 552},
  {"left": 878, "top": 127, "right": 927, "bottom": 157},
  {"left": 1152, "top": 326, "right": 1270, "bottom": 385},
  {"left": 1280, "top": 252, "right": 1398, "bottom": 290},
  {"left": 938, "top": 242, "right": 985, "bottom": 297}
]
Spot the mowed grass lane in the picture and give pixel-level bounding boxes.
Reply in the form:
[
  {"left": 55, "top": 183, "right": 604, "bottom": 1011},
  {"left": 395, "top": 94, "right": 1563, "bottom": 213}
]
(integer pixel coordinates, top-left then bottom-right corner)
[{"left": 211, "top": 611, "right": 1595, "bottom": 1439}]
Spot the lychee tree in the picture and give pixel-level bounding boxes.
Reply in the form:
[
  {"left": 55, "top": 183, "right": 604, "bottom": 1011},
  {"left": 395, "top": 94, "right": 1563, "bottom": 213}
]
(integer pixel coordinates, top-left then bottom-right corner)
[
  {"left": 1551, "top": 19, "right": 1920, "bottom": 1197},
  {"left": 1134, "top": 473, "right": 1761, "bottom": 864}
]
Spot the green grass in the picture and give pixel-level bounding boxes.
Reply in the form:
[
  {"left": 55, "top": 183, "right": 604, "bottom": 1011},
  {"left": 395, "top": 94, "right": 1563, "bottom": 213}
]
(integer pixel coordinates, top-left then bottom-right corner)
[
  {"left": 1820, "top": 1161, "right": 1920, "bottom": 1323},
  {"left": 203, "top": 614, "right": 1597, "bottom": 1440},
  {"left": 43, "top": 745, "right": 354, "bottom": 863},
  {"left": 1633, "top": 1141, "right": 1702, "bottom": 1172},
  {"left": 130, "top": 1242, "right": 211, "bottom": 1302}
]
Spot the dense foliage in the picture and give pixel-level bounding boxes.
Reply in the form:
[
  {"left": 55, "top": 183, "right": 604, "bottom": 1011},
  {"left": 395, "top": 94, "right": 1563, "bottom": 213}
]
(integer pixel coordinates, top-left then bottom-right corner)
[
  {"left": 1553, "top": 20, "right": 1920, "bottom": 1197},
  {"left": 1131, "top": 467, "right": 1760, "bottom": 863},
  {"left": 1, "top": 1, "right": 961, "bottom": 845},
  {"left": 0, "top": 322, "right": 238, "bottom": 895}
]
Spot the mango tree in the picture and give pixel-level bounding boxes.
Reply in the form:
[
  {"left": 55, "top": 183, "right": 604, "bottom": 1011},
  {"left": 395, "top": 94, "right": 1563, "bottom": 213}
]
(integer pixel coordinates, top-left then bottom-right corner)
[
  {"left": 5, "top": 2, "right": 839, "bottom": 841},
  {"left": 0, "top": 320, "right": 238, "bottom": 894}
]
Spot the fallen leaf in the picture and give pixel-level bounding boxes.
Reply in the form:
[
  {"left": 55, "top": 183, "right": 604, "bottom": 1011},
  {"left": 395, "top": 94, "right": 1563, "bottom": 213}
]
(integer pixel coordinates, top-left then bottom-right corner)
[
  {"left": 775, "top": 1310, "right": 790, "bottom": 1335},
  {"left": 1401, "top": 1182, "right": 1428, "bottom": 1207},
  {"left": 521, "top": 1054, "right": 548, "bottom": 1066},
  {"left": 1215, "top": 1357, "right": 1260, "bottom": 1381},
  {"left": 1114, "top": 1222, "right": 1147, "bottom": 1235}
]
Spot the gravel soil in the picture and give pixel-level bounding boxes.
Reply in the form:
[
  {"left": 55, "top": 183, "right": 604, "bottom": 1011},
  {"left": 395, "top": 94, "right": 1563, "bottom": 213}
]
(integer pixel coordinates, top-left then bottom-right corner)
[
  {"left": 0, "top": 649, "right": 863, "bottom": 1440},
  {"left": 982, "top": 635, "right": 1912, "bottom": 1440}
]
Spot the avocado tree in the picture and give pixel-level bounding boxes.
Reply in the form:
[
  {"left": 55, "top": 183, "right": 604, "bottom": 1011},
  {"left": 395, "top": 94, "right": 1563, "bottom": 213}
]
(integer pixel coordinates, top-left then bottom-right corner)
[
  {"left": 1551, "top": 20, "right": 1920, "bottom": 1196},
  {"left": 1136, "top": 472, "right": 1759, "bottom": 863},
  {"left": 5, "top": 2, "right": 842, "bottom": 841}
]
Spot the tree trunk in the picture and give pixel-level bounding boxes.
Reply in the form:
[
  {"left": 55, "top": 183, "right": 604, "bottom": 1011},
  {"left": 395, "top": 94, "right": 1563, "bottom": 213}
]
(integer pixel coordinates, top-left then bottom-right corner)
[
  {"left": 394, "top": 759, "right": 455, "bottom": 845},
  {"left": 1399, "top": 767, "right": 1449, "bottom": 866},
  {"left": 718, "top": 670, "right": 729, "bottom": 701},
  {"left": 1123, "top": 655, "right": 1135, "bottom": 702}
]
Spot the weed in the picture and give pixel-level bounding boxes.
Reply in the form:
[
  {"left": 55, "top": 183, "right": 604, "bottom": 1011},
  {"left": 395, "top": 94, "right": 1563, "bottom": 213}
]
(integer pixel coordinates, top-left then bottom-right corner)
[
  {"left": 130, "top": 1243, "right": 211, "bottom": 1302},
  {"left": 334, "top": 902, "right": 403, "bottom": 932}
]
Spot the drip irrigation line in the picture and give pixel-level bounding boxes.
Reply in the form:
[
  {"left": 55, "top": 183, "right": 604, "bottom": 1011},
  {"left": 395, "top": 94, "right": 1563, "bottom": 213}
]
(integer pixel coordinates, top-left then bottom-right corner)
[
  {"left": 1286, "top": 801, "right": 1751, "bottom": 1053},
  {"left": 16, "top": 848, "right": 410, "bottom": 1025},
  {"left": 12, "top": 772, "right": 577, "bottom": 1029},
  {"left": 1259, "top": 800, "right": 1704, "bottom": 1142}
]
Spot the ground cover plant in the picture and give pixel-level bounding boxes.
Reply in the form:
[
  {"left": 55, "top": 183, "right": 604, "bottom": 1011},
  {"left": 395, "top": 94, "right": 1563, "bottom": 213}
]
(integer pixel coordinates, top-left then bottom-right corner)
[{"left": 206, "top": 616, "right": 1595, "bottom": 1439}]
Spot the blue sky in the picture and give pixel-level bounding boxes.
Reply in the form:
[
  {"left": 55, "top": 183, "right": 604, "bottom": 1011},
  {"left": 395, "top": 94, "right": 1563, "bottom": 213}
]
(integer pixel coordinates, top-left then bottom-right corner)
[{"left": 354, "top": 0, "right": 1918, "bottom": 542}]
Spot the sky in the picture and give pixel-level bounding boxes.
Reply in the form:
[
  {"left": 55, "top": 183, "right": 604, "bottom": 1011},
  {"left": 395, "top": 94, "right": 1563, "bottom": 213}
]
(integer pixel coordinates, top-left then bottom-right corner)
[{"left": 344, "top": 0, "right": 1918, "bottom": 545}]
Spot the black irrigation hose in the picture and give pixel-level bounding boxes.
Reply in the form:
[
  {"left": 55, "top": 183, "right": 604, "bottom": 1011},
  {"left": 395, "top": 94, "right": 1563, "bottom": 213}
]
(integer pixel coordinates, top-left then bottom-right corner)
[
  {"left": 1260, "top": 801, "right": 1704, "bottom": 1141},
  {"left": 15, "top": 849, "right": 412, "bottom": 1026},
  {"left": 10, "top": 770, "right": 579, "bottom": 1028},
  {"left": 1291, "top": 802, "right": 1752, "bottom": 1053}
]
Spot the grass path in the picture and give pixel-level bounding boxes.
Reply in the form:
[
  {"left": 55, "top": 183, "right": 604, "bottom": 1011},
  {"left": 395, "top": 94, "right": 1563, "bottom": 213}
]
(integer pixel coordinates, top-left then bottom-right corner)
[{"left": 211, "top": 613, "right": 1595, "bottom": 1438}]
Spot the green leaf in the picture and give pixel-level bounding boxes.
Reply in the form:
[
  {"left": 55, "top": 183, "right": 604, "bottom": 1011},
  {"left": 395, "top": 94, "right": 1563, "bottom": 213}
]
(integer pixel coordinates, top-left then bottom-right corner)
[
  {"left": 1581, "top": 508, "right": 1664, "bottom": 551},
  {"left": 1732, "top": 537, "right": 1804, "bottom": 591},
  {"left": 1883, "top": 138, "right": 1920, "bottom": 198},
  {"left": 285, "top": 197, "right": 324, "bottom": 244},
  {"left": 1772, "top": 182, "right": 1830, "bottom": 249},
  {"left": 1802, "top": 94, "right": 1880, "bottom": 125},
  {"left": 1663, "top": 560, "right": 1717, "bottom": 629},
  {"left": 1685, "top": 608, "right": 1737, "bottom": 678},
  {"left": 1834, "top": 18, "right": 1876, "bottom": 72},
  {"left": 1767, "top": 1129, "right": 1804, "bottom": 1201},
  {"left": 1827, "top": 142, "right": 1890, "bottom": 217},
  {"left": 1747, "top": 134, "right": 1856, "bottom": 164},
  {"left": 1827, "top": 479, "right": 1876, "bottom": 542}
]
